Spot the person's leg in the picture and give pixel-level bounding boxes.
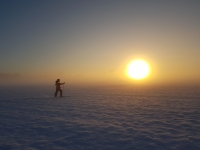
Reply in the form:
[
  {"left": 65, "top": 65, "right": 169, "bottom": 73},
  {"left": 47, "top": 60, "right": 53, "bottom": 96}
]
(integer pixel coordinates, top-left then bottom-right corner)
[
  {"left": 55, "top": 89, "right": 58, "bottom": 97},
  {"left": 59, "top": 89, "right": 62, "bottom": 97}
]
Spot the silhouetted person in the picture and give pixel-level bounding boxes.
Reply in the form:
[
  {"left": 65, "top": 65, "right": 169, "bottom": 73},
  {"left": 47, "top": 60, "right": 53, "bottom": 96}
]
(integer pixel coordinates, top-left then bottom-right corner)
[{"left": 54, "top": 79, "right": 65, "bottom": 97}]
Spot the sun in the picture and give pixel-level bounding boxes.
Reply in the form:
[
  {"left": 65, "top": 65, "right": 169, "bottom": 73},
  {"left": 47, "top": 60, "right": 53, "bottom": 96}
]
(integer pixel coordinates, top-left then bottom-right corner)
[{"left": 127, "top": 59, "right": 150, "bottom": 80}]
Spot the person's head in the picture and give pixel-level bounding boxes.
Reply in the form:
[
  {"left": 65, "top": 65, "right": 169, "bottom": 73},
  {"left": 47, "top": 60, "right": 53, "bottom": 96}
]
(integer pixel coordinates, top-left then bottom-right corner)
[{"left": 56, "top": 79, "right": 60, "bottom": 82}]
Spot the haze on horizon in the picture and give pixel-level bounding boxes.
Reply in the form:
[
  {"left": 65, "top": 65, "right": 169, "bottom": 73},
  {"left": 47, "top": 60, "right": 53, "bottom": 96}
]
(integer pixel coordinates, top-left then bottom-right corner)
[{"left": 0, "top": 0, "right": 200, "bottom": 86}]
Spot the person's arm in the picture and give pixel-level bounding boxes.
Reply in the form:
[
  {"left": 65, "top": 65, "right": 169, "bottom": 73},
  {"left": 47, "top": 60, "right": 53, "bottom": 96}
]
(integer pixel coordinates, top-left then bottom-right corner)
[{"left": 60, "top": 82, "right": 65, "bottom": 85}]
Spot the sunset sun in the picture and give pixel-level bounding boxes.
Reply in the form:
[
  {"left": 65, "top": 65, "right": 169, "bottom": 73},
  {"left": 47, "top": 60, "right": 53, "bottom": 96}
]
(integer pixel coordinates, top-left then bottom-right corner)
[{"left": 127, "top": 59, "right": 150, "bottom": 80}]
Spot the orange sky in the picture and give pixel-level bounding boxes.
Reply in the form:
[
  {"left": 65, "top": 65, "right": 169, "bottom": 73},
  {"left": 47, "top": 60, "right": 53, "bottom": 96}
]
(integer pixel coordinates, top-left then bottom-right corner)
[{"left": 1, "top": 1, "right": 200, "bottom": 86}]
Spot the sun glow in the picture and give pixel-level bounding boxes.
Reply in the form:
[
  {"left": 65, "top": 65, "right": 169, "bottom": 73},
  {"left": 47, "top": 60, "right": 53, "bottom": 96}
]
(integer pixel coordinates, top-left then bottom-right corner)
[{"left": 127, "top": 59, "right": 150, "bottom": 80}]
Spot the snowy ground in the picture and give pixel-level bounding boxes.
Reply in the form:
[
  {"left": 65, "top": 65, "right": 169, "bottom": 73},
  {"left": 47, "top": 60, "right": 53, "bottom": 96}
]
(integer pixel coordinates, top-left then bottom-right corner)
[{"left": 0, "top": 85, "right": 200, "bottom": 150}]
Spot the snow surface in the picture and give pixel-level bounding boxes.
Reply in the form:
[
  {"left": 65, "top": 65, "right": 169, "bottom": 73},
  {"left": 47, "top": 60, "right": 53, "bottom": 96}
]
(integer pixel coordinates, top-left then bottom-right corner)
[{"left": 0, "top": 85, "right": 200, "bottom": 150}]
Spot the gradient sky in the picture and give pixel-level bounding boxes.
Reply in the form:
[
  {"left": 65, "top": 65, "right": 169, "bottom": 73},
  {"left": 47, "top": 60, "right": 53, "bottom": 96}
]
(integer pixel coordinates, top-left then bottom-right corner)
[{"left": 0, "top": 0, "right": 200, "bottom": 86}]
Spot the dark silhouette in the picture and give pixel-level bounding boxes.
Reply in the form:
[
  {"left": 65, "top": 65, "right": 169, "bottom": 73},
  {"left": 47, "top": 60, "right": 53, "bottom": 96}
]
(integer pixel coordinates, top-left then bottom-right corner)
[{"left": 54, "top": 79, "right": 65, "bottom": 97}]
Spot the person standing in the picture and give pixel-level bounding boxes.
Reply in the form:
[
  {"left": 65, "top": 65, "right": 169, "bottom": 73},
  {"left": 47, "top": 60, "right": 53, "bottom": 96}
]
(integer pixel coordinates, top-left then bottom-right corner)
[{"left": 54, "top": 79, "right": 65, "bottom": 97}]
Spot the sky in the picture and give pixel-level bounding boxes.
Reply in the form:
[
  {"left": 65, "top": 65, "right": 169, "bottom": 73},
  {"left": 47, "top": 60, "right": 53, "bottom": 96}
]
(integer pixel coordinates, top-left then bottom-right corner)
[{"left": 0, "top": 0, "right": 200, "bottom": 86}]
